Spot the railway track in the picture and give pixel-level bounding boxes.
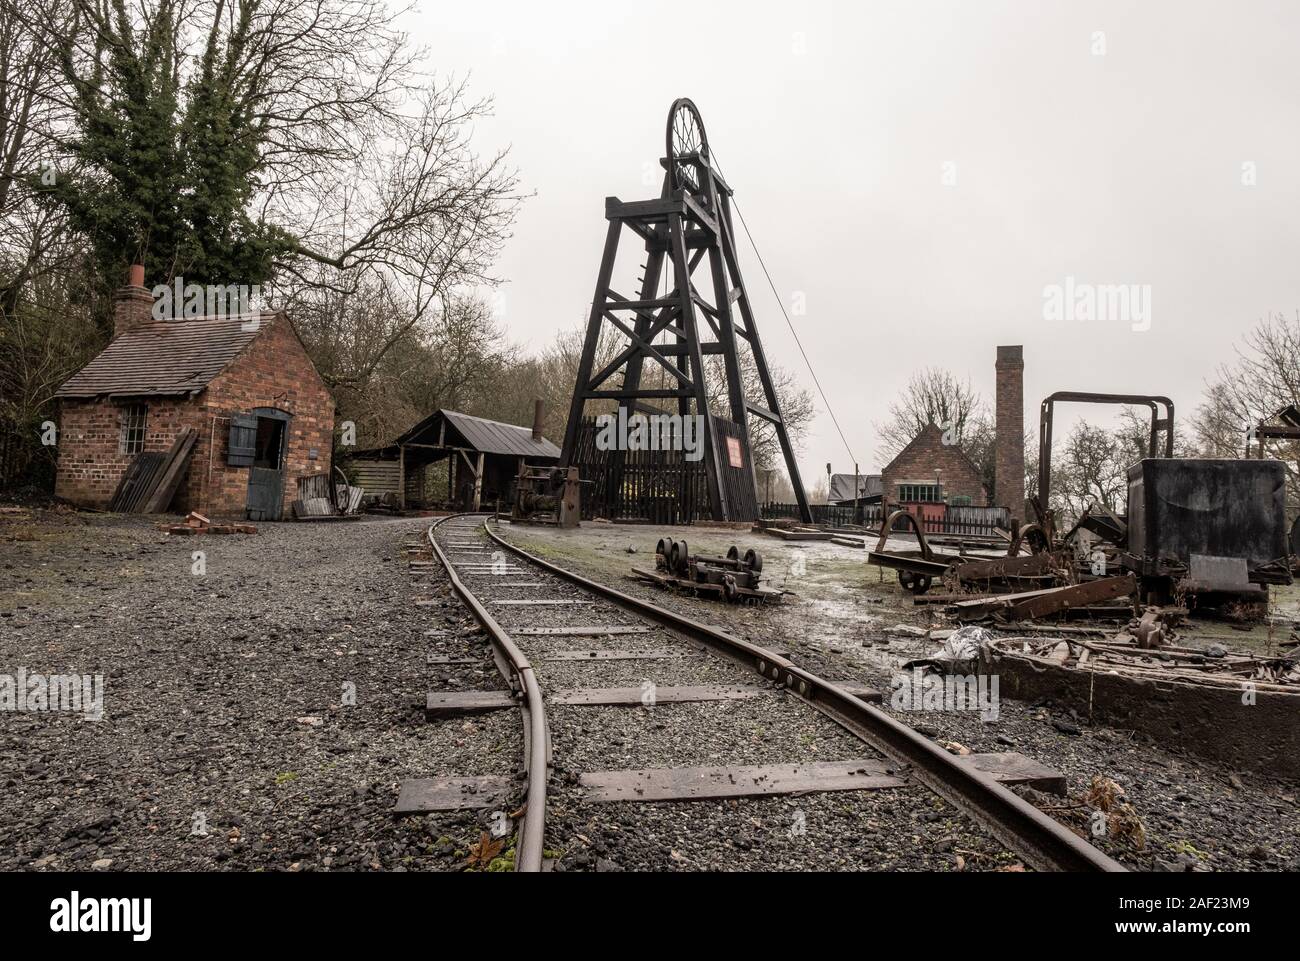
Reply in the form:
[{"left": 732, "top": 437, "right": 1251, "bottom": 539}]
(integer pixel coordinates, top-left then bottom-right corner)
[{"left": 402, "top": 513, "right": 1125, "bottom": 873}]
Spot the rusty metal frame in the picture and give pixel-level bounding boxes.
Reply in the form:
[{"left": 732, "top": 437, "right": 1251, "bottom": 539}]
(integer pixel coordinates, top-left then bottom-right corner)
[
  {"left": 873, "top": 508, "right": 935, "bottom": 560},
  {"left": 1037, "top": 391, "right": 1175, "bottom": 527},
  {"left": 486, "top": 519, "right": 1125, "bottom": 873},
  {"left": 867, "top": 510, "right": 955, "bottom": 592},
  {"left": 1007, "top": 522, "right": 1051, "bottom": 556}
]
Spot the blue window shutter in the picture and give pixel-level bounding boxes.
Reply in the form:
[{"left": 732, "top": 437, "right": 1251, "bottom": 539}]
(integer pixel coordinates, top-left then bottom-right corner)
[{"left": 228, "top": 414, "right": 257, "bottom": 467}]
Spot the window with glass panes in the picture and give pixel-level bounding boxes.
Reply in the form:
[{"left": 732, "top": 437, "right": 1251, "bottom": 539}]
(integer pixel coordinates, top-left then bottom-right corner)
[{"left": 898, "top": 484, "right": 940, "bottom": 503}]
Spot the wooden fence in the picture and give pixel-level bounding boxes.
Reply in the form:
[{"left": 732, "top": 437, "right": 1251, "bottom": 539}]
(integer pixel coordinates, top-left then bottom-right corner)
[{"left": 569, "top": 416, "right": 711, "bottom": 524}]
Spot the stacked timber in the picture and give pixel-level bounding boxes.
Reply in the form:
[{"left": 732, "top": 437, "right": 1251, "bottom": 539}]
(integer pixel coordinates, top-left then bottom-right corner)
[
  {"left": 109, "top": 429, "right": 198, "bottom": 513},
  {"left": 291, "top": 472, "right": 364, "bottom": 520}
]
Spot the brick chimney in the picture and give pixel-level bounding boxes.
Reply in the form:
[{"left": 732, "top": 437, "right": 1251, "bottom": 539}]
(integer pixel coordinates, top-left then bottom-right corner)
[
  {"left": 531, "top": 399, "right": 545, "bottom": 442},
  {"left": 994, "top": 345, "right": 1024, "bottom": 516},
  {"left": 113, "top": 264, "right": 155, "bottom": 337}
]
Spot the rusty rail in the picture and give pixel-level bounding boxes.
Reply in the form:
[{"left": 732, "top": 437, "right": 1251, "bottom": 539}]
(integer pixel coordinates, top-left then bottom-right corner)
[
  {"left": 426, "top": 515, "right": 548, "bottom": 873},
  {"left": 484, "top": 519, "right": 1126, "bottom": 873}
]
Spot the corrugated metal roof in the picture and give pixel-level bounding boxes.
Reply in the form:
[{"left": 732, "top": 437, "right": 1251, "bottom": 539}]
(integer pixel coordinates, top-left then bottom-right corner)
[
  {"left": 829, "top": 473, "right": 881, "bottom": 502},
  {"left": 56, "top": 313, "right": 272, "bottom": 398},
  {"left": 396, "top": 408, "right": 560, "bottom": 459}
]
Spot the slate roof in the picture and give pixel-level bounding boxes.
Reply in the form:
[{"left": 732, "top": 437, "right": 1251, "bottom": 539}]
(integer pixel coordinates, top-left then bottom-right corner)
[
  {"left": 56, "top": 313, "right": 274, "bottom": 399},
  {"left": 395, "top": 408, "right": 561, "bottom": 460}
]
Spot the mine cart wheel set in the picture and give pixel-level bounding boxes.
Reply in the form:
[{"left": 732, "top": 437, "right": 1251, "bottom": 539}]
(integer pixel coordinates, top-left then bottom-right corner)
[{"left": 630, "top": 536, "right": 781, "bottom": 604}]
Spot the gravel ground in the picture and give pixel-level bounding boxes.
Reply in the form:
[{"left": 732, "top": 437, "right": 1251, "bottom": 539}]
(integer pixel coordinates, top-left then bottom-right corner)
[
  {"left": 501, "top": 520, "right": 1300, "bottom": 873},
  {"left": 8, "top": 507, "right": 1292, "bottom": 873},
  {"left": 0, "top": 508, "right": 520, "bottom": 872}
]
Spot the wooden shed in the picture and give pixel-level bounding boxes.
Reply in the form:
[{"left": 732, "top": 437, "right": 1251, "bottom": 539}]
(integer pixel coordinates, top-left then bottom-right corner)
[{"left": 344, "top": 408, "right": 560, "bottom": 510}]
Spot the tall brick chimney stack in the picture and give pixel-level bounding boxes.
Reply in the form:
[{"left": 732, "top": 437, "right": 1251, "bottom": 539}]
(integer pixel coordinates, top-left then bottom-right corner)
[
  {"left": 113, "top": 263, "right": 155, "bottom": 338},
  {"left": 994, "top": 345, "right": 1025, "bottom": 517},
  {"left": 532, "top": 399, "right": 545, "bottom": 442}
]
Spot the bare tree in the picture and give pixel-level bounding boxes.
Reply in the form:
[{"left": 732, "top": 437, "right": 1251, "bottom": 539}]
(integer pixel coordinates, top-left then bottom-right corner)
[
  {"left": 298, "top": 285, "right": 510, "bottom": 447},
  {"left": 875, "top": 367, "right": 997, "bottom": 493},
  {"left": 1192, "top": 310, "right": 1300, "bottom": 508},
  {"left": 1050, "top": 422, "right": 1129, "bottom": 522},
  {"left": 876, "top": 369, "right": 986, "bottom": 456}
]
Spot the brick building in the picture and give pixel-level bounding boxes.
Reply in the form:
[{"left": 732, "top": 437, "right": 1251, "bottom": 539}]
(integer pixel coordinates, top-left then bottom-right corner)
[
  {"left": 54, "top": 269, "right": 334, "bottom": 519},
  {"left": 880, "top": 422, "right": 988, "bottom": 507}
]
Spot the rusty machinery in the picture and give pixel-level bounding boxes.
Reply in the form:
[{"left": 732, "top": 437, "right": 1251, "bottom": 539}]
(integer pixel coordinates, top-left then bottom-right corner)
[
  {"left": 1039, "top": 392, "right": 1291, "bottom": 602},
  {"left": 654, "top": 536, "right": 765, "bottom": 602},
  {"left": 875, "top": 390, "right": 1292, "bottom": 603},
  {"left": 867, "top": 509, "right": 1069, "bottom": 596},
  {"left": 512, "top": 463, "right": 582, "bottom": 528},
  {"left": 1036, "top": 391, "right": 1175, "bottom": 539}
]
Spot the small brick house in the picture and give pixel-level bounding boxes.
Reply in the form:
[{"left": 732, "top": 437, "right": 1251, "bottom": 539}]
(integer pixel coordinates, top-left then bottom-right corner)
[
  {"left": 880, "top": 422, "right": 988, "bottom": 508},
  {"left": 54, "top": 269, "right": 335, "bottom": 518}
]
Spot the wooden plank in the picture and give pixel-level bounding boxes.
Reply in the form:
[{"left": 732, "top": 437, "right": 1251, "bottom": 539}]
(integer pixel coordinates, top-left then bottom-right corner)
[
  {"left": 764, "top": 527, "right": 834, "bottom": 541},
  {"left": 514, "top": 626, "right": 652, "bottom": 636},
  {"left": 492, "top": 599, "right": 595, "bottom": 606},
  {"left": 394, "top": 776, "right": 514, "bottom": 814},
  {"left": 119, "top": 450, "right": 167, "bottom": 512},
  {"left": 425, "top": 650, "right": 681, "bottom": 665},
  {"left": 426, "top": 690, "right": 516, "bottom": 719},
  {"left": 574, "top": 753, "right": 1061, "bottom": 804},
  {"left": 960, "top": 753, "right": 1067, "bottom": 795},
  {"left": 540, "top": 649, "right": 682, "bottom": 662},
  {"left": 578, "top": 759, "right": 904, "bottom": 803},
  {"left": 141, "top": 429, "right": 198, "bottom": 513},
  {"left": 550, "top": 684, "right": 771, "bottom": 706}
]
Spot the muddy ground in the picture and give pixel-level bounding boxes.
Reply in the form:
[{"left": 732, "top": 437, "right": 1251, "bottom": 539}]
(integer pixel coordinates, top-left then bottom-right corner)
[{"left": 500, "top": 520, "right": 1300, "bottom": 872}]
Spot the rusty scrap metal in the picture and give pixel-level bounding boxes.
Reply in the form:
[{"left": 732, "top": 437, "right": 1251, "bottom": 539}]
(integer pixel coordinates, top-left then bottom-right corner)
[
  {"left": 1113, "top": 607, "right": 1183, "bottom": 649},
  {"left": 947, "top": 575, "right": 1137, "bottom": 623},
  {"left": 944, "top": 550, "right": 1070, "bottom": 594},
  {"left": 867, "top": 509, "right": 962, "bottom": 595}
]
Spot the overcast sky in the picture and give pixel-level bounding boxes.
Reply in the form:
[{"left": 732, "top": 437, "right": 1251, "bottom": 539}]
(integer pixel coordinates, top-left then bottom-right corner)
[{"left": 408, "top": 0, "right": 1300, "bottom": 487}]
